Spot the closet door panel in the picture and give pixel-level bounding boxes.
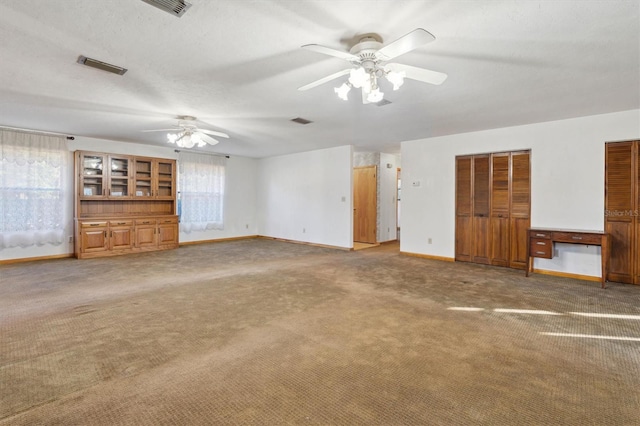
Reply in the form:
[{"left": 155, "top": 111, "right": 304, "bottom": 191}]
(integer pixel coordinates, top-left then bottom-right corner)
[
  {"left": 455, "top": 157, "right": 473, "bottom": 261},
  {"left": 472, "top": 155, "right": 490, "bottom": 264},
  {"left": 509, "top": 152, "right": 530, "bottom": 269},
  {"left": 607, "top": 221, "right": 634, "bottom": 283},
  {"left": 605, "top": 142, "right": 635, "bottom": 283},
  {"left": 491, "top": 154, "right": 510, "bottom": 266}
]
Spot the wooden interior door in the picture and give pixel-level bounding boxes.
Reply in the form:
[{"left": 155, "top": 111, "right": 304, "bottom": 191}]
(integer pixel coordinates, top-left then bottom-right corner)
[
  {"left": 509, "top": 151, "right": 531, "bottom": 269},
  {"left": 455, "top": 157, "right": 473, "bottom": 261},
  {"left": 605, "top": 141, "right": 637, "bottom": 284},
  {"left": 353, "top": 166, "right": 377, "bottom": 244},
  {"left": 491, "top": 153, "right": 510, "bottom": 266},
  {"left": 472, "top": 155, "right": 491, "bottom": 264}
]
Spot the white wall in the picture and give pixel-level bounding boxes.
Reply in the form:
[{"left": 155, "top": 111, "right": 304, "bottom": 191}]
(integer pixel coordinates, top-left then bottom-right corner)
[
  {"left": 1, "top": 136, "right": 258, "bottom": 261},
  {"left": 401, "top": 109, "right": 640, "bottom": 278},
  {"left": 257, "top": 145, "right": 353, "bottom": 248}
]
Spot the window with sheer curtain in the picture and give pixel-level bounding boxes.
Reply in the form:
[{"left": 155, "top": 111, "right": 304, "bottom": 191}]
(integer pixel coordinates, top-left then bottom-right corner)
[
  {"left": 0, "top": 129, "right": 70, "bottom": 248},
  {"left": 178, "top": 152, "right": 226, "bottom": 233}
]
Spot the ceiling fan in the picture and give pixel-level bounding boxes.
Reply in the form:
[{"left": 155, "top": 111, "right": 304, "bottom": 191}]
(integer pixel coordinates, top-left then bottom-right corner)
[
  {"left": 298, "top": 28, "right": 447, "bottom": 104},
  {"left": 143, "top": 115, "right": 229, "bottom": 148}
]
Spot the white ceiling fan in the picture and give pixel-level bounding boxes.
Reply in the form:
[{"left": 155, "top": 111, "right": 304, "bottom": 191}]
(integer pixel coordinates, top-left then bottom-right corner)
[
  {"left": 143, "top": 115, "right": 229, "bottom": 148},
  {"left": 298, "top": 28, "right": 447, "bottom": 104}
]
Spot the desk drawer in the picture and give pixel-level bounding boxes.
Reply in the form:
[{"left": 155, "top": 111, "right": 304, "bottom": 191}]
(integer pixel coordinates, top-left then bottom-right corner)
[
  {"left": 552, "top": 232, "right": 602, "bottom": 245},
  {"left": 530, "top": 239, "right": 552, "bottom": 258},
  {"left": 529, "top": 231, "right": 551, "bottom": 239}
]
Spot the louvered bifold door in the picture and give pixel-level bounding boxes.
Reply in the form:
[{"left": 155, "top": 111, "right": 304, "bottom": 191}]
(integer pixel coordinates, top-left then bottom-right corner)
[
  {"left": 605, "top": 141, "right": 636, "bottom": 284},
  {"left": 635, "top": 142, "right": 640, "bottom": 284},
  {"left": 509, "top": 151, "right": 531, "bottom": 269},
  {"left": 472, "top": 155, "right": 491, "bottom": 264},
  {"left": 491, "top": 153, "right": 511, "bottom": 266},
  {"left": 455, "top": 157, "right": 473, "bottom": 262}
]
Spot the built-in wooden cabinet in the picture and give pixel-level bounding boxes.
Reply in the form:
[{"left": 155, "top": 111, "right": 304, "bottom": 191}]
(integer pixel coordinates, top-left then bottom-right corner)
[
  {"left": 74, "top": 151, "right": 178, "bottom": 259},
  {"left": 605, "top": 141, "right": 639, "bottom": 284},
  {"left": 456, "top": 150, "right": 530, "bottom": 270}
]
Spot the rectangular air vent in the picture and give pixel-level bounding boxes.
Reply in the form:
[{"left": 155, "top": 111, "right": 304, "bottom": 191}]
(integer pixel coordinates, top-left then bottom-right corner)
[
  {"left": 291, "top": 117, "right": 313, "bottom": 125},
  {"left": 77, "top": 56, "right": 127, "bottom": 75},
  {"left": 376, "top": 99, "right": 392, "bottom": 107},
  {"left": 141, "top": 0, "right": 192, "bottom": 17}
]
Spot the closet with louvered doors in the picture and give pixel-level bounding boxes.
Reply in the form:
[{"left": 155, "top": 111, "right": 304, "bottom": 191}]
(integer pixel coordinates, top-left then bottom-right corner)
[
  {"left": 605, "top": 141, "right": 639, "bottom": 284},
  {"left": 455, "top": 150, "right": 530, "bottom": 270}
]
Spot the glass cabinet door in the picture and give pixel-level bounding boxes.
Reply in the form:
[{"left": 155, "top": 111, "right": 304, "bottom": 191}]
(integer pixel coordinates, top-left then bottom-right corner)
[
  {"left": 156, "top": 160, "right": 175, "bottom": 199},
  {"left": 80, "top": 153, "right": 106, "bottom": 198},
  {"left": 134, "top": 159, "right": 153, "bottom": 197},
  {"left": 108, "top": 156, "right": 130, "bottom": 197}
]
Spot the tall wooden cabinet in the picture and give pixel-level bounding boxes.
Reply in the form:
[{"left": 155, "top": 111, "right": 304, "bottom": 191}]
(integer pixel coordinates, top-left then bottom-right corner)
[
  {"left": 74, "top": 151, "right": 179, "bottom": 259},
  {"left": 605, "top": 141, "right": 639, "bottom": 284},
  {"left": 456, "top": 150, "right": 530, "bottom": 270}
]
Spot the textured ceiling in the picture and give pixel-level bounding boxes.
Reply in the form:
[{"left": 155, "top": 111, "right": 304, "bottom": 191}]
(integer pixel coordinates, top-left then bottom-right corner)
[{"left": 0, "top": 0, "right": 638, "bottom": 158}]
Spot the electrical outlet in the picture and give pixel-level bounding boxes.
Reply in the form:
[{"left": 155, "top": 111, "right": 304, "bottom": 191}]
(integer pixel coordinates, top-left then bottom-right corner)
[
  {"left": 341, "top": 196, "right": 346, "bottom": 202},
  {"left": 303, "top": 228, "right": 306, "bottom": 233},
  {"left": 428, "top": 238, "right": 432, "bottom": 244},
  {"left": 68, "top": 236, "right": 73, "bottom": 243},
  {"left": 245, "top": 224, "right": 249, "bottom": 229}
]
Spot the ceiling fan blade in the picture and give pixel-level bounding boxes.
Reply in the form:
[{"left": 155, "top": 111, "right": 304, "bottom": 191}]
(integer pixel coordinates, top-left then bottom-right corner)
[
  {"left": 302, "top": 44, "right": 360, "bottom": 62},
  {"left": 298, "top": 68, "right": 352, "bottom": 91},
  {"left": 141, "top": 128, "right": 179, "bottom": 132},
  {"left": 385, "top": 63, "right": 447, "bottom": 85},
  {"left": 376, "top": 28, "right": 435, "bottom": 61},
  {"left": 199, "top": 133, "right": 220, "bottom": 146},
  {"left": 198, "top": 128, "right": 229, "bottom": 139}
]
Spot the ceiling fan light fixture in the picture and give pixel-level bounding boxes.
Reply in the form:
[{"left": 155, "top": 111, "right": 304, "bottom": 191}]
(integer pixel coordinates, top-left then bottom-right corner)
[
  {"left": 367, "top": 88, "right": 384, "bottom": 103},
  {"left": 348, "top": 67, "right": 369, "bottom": 89},
  {"left": 334, "top": 83, "right": 351, "bottom": 101},
  {"left": 386, "top": 70, "right": 406, "bottom": 90}
]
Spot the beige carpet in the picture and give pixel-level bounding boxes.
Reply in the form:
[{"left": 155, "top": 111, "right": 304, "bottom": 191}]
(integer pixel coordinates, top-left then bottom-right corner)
[{"left": 1, "top": 239, "right": 639, "bottom": 424}]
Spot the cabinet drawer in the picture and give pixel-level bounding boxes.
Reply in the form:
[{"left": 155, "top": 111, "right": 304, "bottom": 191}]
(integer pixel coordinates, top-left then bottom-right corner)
[
  {"left": 109, "top": 220, "right": 133, "bottom": 227},
  {"left": 81, "top": 221, "right": 108, "bottom": 228},
  {"left": 529, "top": 230, "right": 551, "bottom": 239},
  {"left": 158, "top": 217, "right": 178, "bottom": 224},
  {"left": 552, "top": 232, "right": 602, "bottom": 245},
  {"left": 530, "top": 239, "right": 552, "bottom": 258},
  {"left": 135, "top": 218, "right": 157, "bottom": 226}
]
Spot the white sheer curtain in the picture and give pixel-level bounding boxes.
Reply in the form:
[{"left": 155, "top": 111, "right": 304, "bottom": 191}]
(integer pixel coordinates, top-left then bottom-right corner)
[
  {"left": 0, "top": 129, "right": 70, "bottom": 248},
  {"left": 178, "top": 152, "right": 226, "bottom": 233}
]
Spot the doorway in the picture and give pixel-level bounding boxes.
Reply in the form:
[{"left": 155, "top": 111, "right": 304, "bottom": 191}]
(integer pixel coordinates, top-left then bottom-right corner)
[{"left": 353, "top": 165, "right": 377, "bottom": 244}]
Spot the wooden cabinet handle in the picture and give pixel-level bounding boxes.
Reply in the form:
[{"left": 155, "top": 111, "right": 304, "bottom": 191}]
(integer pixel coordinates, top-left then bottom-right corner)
[
  {"left": 535, "top": 233, "right": 546, "bottom": 237},
  {"left": 90, "top": 223, "right": 100, "bottom": 226},
  {"left": 535, "top": 251, "right": 546, "bottom": 255},
  {"left": 572, "top": 236, "right": 583, "bottom": 240},
  {"left": 536, "top": 242, "right": 546, "bottom": 245},
  {"left": 104, "top": 231, "right": 107, "bottom": 238}
]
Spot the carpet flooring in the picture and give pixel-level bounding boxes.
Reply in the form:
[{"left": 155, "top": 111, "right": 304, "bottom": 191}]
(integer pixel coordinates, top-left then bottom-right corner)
[{"left": 1, "top": 239, "right": 639, "bottom": 425}]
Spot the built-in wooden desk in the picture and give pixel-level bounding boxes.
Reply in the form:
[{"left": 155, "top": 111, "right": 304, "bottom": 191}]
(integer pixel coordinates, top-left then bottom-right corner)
[{"left": 526, "top": 228, "right": 609, "bottom": 288}]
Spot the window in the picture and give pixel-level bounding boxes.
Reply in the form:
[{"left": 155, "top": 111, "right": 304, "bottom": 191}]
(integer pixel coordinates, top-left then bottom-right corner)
[
  {"left": 178, "top": 152, "right": 225, "bottom": 233},
  {"left": 0, "top": 129, "right": 70, "bottom": 248}
]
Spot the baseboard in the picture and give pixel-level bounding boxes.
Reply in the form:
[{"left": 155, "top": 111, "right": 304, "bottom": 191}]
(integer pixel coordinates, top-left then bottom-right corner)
[
  {"left": 179, "top": 235, "right": 258, "bottom": 246},
  {"left": 258, "top": 236, "right": 351, "bottom": 251},
  {"left": 531, "top": 268, "right": 600, "bottom": 282},
  {"left": 400, "top": 251, "right": 455, "bottom": 262},
  {"left": 0, "top": 253, "right": 74, "bottom": 265}
]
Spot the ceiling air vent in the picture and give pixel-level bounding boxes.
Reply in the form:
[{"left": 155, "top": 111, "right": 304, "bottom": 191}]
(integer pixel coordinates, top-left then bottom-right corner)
[
  {"left": 291, "top": 117, "right": 313, "bottom": 125},
  {"left": 77, "top": 56, "right": 127, "bottom": 75},
  {"left": 376, "top": 99, "right": 392, "bottom": 107},
  {"left": 140, "top": 0, "right": 192, "bottom": 17}
]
